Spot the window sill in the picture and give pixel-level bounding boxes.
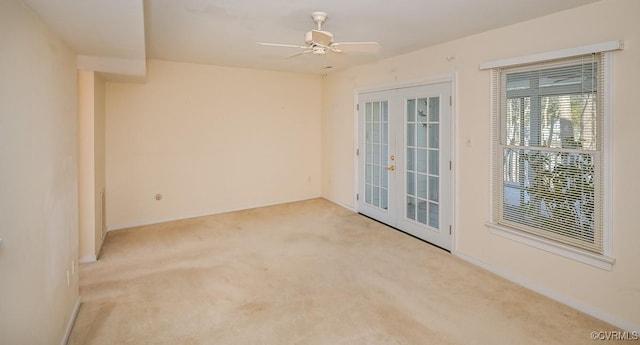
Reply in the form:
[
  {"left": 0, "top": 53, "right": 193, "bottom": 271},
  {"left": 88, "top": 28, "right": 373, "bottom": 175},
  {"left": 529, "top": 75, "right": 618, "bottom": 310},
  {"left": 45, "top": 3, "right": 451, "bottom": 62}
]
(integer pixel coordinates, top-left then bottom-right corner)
[{"left": 485, "top": 222, "right": 615, "bottom": 271}]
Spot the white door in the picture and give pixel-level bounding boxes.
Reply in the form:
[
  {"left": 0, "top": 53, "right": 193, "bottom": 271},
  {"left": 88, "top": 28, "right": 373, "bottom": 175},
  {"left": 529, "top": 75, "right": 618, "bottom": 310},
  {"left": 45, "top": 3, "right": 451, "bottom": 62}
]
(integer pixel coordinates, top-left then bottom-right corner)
[
  {"left": 358, "top": 92, "right": 394, "bottom": 225},
  {"left": 358, "top": 82, "right": 452, "bottom": 250}
]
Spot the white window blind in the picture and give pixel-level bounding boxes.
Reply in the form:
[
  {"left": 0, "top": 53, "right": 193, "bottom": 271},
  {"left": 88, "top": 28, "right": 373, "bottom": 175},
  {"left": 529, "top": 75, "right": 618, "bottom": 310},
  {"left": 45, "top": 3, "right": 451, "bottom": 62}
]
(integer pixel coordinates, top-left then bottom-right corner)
[{"left": 491, "top": 53, "right": 605, "bottom": 254}]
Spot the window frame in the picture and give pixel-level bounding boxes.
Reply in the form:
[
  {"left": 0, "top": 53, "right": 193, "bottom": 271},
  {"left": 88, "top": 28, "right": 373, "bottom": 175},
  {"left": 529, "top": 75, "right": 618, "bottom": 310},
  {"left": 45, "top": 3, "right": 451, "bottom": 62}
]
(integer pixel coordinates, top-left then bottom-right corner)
[{"left": 481, "top": 44, "right": 620, "bottom": 270}]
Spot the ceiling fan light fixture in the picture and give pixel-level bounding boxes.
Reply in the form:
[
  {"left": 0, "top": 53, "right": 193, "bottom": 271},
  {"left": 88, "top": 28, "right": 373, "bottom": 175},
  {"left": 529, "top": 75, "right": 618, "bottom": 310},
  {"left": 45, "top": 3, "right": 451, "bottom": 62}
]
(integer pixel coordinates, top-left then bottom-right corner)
[{"left": 312, "top": 46, "right": 326, "bottom": 55}]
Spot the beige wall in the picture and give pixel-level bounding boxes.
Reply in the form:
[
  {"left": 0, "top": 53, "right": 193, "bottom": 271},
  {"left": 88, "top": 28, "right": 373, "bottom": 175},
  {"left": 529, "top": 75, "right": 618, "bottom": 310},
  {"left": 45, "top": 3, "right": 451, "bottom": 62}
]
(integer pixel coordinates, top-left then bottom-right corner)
[
  {"left": 322, "top": 0, "right": 639, "bottom": 330},
  {"left": 94, "top": 73, "right": 106, "bottom": 253},
  {"left": 78, "top": 71, "right": 106, "bottom": 261},
  {"left": 0, "top": 1, "right": 79, "bottom": 344},
  {"left": 78, "top": 70, "right": 96, "bottom": 261},
  {"left": 106, "top": 60, "right": 322, "bottom": 229}
]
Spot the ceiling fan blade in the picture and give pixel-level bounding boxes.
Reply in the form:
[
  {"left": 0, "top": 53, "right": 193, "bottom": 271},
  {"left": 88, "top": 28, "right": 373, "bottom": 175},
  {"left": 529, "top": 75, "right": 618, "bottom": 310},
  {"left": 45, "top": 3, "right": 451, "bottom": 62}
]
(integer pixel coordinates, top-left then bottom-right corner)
[
  {"left": 287, "top": 50, "right": 313, "bottom": 58},
  {"left": 331, "top": 42, "right": 380, "bottom": 54},
  {"left": 325, "top": 50, "right": 348, "bottom": 62},
  {"left": 311, "top": 30, "right": 333, "bottom": 47},
  {"left": 258, "top": 42, "right": 308, "bottom": 49}
]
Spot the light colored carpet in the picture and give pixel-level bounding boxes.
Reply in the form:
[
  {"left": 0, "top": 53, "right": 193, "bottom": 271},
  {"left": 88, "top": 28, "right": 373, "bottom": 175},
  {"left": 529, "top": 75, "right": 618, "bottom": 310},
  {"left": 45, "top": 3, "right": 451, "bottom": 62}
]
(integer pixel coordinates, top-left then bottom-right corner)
[{"left": 69, "top": 198, "right": 615, "bottom": 344}]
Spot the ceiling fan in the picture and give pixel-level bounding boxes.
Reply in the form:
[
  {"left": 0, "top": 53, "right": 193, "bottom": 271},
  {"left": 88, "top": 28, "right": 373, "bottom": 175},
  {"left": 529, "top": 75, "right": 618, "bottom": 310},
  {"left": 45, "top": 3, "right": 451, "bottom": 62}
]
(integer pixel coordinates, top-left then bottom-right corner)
[{"left": 258, "top": 11, "right": 380, "bottom": 58}]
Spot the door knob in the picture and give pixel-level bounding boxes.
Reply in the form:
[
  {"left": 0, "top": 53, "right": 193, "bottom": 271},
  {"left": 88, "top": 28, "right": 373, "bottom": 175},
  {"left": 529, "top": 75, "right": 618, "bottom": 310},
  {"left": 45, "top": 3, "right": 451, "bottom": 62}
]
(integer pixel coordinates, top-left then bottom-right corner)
[{"left": 385, "top": 165, "right": 396, "bottom": 171}]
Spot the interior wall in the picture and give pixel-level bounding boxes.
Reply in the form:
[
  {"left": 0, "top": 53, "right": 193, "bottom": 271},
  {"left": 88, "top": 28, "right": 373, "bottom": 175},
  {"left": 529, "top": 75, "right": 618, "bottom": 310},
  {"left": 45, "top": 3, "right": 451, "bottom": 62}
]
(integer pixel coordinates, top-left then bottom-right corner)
[
  {"left": 321, "top": 0, "right": 639, "bottom": 330},
  {"left": 106, "top": 60, "right": 322, "bottom": 229},
  {"left": 78, "top": 70, "right": 96, "bottom": 261},
  {"left": 78, "top": 70, "right": 106, "bottom": 262},
  {"left": 94, "top": 73, "right": 106, "bottom": 253},
  {"left": 0, "top": 1, "right": 79, "bottom": 344}
]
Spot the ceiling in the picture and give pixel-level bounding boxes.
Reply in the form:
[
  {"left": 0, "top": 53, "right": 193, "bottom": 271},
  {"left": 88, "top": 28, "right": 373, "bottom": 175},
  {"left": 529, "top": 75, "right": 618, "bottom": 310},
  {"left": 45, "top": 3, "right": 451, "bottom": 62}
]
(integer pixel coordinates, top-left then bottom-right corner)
[{"left": 23, "top": 0, "right": 599, "bottom": 75}]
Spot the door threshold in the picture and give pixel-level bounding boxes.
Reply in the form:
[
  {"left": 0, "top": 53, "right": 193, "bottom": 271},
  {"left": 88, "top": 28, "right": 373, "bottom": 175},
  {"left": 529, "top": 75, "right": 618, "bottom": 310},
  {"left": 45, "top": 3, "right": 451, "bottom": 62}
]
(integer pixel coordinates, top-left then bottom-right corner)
[{"left": 358, "top": 212, "right": 450, "bottom": 253}]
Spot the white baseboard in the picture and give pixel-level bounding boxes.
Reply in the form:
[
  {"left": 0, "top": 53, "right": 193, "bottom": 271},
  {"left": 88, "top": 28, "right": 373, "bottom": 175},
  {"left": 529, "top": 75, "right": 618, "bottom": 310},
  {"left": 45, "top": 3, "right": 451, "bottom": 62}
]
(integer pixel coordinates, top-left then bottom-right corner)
[
  {"left": 96, "top": 232, "right": 106, "bottom": 260},
  {"left": 107, "top": 195, "right": 322, "bottom": 231},
  {"left": 453, "top": 251, "right": 639, "bottom": 332},
  {"left": 78, "top": 255, "right": 97, "bottom": 264},
  {"left": 60, "top": 296, "right": 81, "bottom": 345},
  {"left": 322, "top": 196, "right": 356, "bottom": 213}
]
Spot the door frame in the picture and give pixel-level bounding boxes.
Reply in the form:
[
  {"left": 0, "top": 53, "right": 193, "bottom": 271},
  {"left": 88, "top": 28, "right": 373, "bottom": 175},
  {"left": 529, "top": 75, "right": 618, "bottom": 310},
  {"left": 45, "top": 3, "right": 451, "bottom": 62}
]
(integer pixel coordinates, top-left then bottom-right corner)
[{"left": 353, "top": 73, "right": 458, "bottom": 251}]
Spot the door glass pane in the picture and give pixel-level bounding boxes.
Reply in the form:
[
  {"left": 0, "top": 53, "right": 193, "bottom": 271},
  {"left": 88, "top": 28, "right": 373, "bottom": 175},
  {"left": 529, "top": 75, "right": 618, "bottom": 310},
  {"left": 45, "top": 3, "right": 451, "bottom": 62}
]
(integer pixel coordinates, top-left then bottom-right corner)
[
  {"left": 417, "top": 200, "right": 427, "bottom": 225},
  {"left": 364, "top": 101, "right": 389, "bottom": 211},
  {"left": 428, "top": 176, "right": 439, "bottom": 202},
  {"left": 382, "top": 101, "right": 388, "bottom": 122},
  {"left": 373, "top": 122, "right": 380, "bottom": 142},
  {"left": 429, "top": 97, "right": 440, "bottom": 122},
  {"left": 417, "top": 124, "right": 427, "bottom": 147},
  {"left": 406, "top": 196, "right": 416, "bottom": 220},
  {"left": 428, "top": 150, "right": 439, "bottom": 175},
  {"left": 406, "top": 148, "right": 415, "bottom": 171},
  {"left": 428, "top": 202, "right": 439, "bottom": 228},
  {"left": 373, "top": 162, "right": 380, "bottom": 185},
  {"left": 428, "top": 124, "right": 439, "bottom": 149},
  {"left": 372, "top": 144, "right": 380, "bottom": 164},
  {"left": 417, "top": 173, "right": 427, "bottom": 199},
  {"left": 373, "top": 102, "right": 380, "bottom": 122},
  {"left": 381, "top": 188, "right": 388, "bottom": 210},
  {"left": 417, "top": 98, "right": 428, "bottom": 122},
  {"left": 406, "top": 172, "right": 415, "bottom": 196},
  {"left": 417, "top": 149, "right": 427, "bottom": 172},
  {"left": 373, "top": 186, "right": 380, "bottom": 207}
]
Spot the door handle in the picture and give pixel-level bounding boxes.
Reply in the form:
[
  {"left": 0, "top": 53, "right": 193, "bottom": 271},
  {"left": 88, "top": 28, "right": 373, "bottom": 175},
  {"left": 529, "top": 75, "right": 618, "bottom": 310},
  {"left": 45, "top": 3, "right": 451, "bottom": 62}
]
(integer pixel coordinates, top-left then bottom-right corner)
[{"left": 385, "top": 165, "right": 396, "bottom": 171}]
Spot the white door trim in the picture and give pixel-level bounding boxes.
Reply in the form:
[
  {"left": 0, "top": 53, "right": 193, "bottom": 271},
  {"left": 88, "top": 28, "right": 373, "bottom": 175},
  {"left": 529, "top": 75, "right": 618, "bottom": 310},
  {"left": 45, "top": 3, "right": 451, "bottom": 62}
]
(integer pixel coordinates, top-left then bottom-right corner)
[
  {"left": 355, "top": 73, "right": 458, "bottom": 94},
  {"left": 354, "top": 73, "right": 458, "bottom": 251}
]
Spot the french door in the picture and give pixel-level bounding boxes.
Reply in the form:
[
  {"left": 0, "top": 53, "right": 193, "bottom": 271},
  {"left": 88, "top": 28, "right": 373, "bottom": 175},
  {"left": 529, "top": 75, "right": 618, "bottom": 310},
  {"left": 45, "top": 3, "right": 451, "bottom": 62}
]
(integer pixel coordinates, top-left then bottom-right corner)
[{"left": 358, "top": 82, "right": 452, "bottom": 250}]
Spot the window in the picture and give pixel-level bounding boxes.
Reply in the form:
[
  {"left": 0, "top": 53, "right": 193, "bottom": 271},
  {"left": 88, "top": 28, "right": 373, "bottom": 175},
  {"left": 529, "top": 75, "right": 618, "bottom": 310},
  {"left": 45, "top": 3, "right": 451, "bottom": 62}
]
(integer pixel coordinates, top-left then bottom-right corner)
[{"left": 492, "top": 54, "right": 606, "bottom": 255}]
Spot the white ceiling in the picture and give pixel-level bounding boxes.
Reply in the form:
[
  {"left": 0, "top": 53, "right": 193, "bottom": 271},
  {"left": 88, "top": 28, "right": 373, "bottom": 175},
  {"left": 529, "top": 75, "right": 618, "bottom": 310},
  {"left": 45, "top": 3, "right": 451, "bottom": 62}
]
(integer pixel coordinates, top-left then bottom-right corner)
[
  {"left": 23, "top": 0, "right": 145, "bottom": 59},
  {"left": 23, "top": 0, "right": 599, "bottom": 75}
]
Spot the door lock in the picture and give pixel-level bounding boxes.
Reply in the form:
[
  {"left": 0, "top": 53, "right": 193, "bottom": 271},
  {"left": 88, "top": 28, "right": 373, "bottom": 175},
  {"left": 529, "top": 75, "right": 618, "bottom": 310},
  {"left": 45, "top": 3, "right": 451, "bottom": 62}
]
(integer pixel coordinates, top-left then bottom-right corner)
[{"left": 385, "top": 165, "right": 396, "bottom": 171}]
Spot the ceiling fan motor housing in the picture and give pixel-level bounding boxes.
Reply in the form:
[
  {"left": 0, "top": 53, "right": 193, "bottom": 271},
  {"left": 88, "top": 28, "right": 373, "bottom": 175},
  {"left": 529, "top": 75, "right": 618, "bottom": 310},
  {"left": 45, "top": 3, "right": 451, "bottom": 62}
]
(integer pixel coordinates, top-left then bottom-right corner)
[{"left": 305, "top": 30, "right": 333, "bottom": 46}]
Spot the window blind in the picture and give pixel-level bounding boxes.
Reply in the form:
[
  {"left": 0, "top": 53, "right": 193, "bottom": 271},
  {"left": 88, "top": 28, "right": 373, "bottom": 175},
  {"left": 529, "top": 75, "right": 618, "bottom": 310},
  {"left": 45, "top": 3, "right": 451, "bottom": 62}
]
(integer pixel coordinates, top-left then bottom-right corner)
[{"left": 492, "top": 53, "right": 604, "bottom": 254}]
